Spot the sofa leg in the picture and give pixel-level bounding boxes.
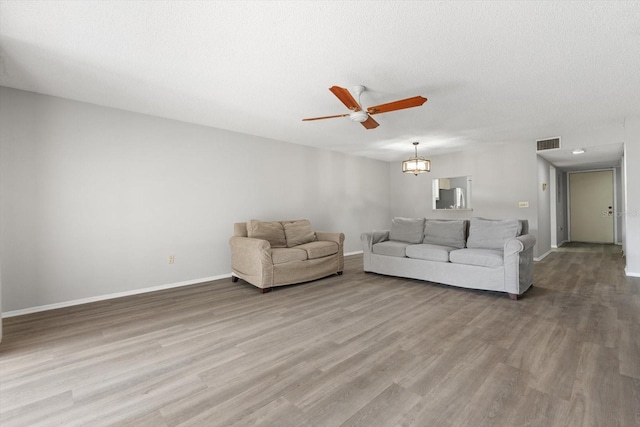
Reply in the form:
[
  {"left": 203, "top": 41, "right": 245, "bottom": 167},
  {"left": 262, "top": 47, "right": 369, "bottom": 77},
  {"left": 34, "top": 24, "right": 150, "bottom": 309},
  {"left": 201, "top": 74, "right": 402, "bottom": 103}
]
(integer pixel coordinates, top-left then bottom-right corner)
[
  {"left": 259, "top": 287, "right": 272, "bottom": 294},
  {"left": 337, "top": 271, "right": 343, "bottom": 276},
  {"left": 231, "top": 275, "right": 239, "bottom": 282},
  {"left": 508, "top": 293, "right": 518, "bottom": 301}
]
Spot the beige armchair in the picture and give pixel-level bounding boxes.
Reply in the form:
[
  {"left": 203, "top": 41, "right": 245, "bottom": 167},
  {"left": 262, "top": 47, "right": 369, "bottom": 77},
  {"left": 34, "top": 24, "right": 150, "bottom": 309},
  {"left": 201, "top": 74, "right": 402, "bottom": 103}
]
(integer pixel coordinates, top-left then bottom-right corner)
[{"left": 229, "top": 220, "right": 345, "bottom": 293}]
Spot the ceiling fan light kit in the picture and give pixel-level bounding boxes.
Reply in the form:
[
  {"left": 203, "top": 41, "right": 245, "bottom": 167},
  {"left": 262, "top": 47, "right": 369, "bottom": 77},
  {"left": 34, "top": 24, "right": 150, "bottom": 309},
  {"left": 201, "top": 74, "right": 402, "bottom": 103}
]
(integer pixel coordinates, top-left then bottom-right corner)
[
  {"left": 402, "top": 142, "right": 431, "bottom": 176},
  {"left": 349, "top": 111, "right": 369, "bottom": 123},
  {"left": 303, "top": 85, "right": 427, "bottom": 130}
]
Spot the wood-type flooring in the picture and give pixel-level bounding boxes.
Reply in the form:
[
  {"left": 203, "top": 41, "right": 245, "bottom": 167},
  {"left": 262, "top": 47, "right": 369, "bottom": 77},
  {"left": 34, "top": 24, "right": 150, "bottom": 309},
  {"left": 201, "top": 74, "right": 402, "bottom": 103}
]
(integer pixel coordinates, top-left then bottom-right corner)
[{"left": 1, "top": 243, "right": 638, "bottom": 426}]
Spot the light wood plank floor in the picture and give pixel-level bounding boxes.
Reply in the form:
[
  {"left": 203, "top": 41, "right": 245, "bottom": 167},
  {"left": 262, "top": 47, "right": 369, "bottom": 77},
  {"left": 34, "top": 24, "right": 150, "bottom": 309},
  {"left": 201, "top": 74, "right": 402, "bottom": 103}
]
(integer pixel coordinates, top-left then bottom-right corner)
[{"left": 1, "top": 243, "right": 639, "bottom": 426}]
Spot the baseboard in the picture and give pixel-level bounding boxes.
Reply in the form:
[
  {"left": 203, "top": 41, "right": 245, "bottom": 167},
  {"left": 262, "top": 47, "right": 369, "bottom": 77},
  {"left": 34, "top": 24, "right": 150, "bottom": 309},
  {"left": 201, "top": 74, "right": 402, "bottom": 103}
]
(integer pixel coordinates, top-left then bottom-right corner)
[
  {"left": 4, "top": 253, "right": 362, "bottom": 317},
  {"left": 551, "top": 240, "right": 568, "bottom": 249},
  {"left": 625, "top": 267, "right": 640, "bottom": 278},
  {"left": 534, "top": 249, "right": 553, "bottom": 262},
  {"left": 2, "top": 274, "right": 230, "bottom": 318}
]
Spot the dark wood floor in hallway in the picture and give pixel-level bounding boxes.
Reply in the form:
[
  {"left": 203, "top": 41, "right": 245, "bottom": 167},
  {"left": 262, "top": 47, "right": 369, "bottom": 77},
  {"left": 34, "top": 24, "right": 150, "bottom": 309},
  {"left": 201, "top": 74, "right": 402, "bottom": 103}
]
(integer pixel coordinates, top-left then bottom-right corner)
[{"left": 1, "top": 243, "right": 639, "bottom": 426}]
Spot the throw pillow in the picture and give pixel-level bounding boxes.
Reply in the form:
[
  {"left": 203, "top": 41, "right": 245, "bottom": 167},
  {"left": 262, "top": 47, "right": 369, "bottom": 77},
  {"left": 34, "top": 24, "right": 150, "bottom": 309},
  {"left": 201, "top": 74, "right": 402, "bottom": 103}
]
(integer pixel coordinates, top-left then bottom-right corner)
[
  {"left": 247, "top": 220, "right": 287, "bottom": 248},
  {"left": 423, "top": 220, "right": 467, "bottom": 248},
  {"left": 466, "top": 218, "right": 520, "bottom": 250},
  {"left": 283, "top": 219, "right": 316, "bottom": 247},
  {"left": 389, "top": 217, "right": 425, "bottom": 244}
]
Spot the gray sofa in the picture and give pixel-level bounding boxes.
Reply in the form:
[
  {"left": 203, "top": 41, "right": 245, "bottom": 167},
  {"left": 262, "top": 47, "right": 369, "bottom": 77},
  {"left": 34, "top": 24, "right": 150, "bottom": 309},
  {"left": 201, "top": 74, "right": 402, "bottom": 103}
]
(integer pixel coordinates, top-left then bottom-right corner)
[
  {"left": 230, "top": 219, "right": 344, "bottom": 293},
  {"left": 361, "top": 217, "right": 536, "bottom": 299}
]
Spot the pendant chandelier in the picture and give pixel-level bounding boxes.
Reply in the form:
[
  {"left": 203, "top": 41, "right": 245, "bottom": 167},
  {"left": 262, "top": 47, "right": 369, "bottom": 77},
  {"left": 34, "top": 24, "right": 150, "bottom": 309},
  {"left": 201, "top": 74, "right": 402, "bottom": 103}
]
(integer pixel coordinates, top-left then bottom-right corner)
[{"left": 402, "top": 142, "right": 431, "bottom": 175}]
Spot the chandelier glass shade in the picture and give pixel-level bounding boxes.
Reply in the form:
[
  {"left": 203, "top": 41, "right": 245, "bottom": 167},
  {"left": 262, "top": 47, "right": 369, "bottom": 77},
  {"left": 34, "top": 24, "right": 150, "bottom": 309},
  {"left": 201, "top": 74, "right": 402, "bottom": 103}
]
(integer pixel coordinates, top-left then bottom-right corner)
[{"left": 402, "top": 142, "right": 431, "bottom": 175}]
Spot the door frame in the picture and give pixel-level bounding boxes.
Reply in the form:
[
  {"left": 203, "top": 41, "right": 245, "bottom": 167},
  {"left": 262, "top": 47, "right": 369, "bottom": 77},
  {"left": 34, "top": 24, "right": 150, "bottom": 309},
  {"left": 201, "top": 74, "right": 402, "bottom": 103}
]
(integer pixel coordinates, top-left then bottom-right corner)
[{"left": 566, "top": 168, "right": 617, "bottom": 243}]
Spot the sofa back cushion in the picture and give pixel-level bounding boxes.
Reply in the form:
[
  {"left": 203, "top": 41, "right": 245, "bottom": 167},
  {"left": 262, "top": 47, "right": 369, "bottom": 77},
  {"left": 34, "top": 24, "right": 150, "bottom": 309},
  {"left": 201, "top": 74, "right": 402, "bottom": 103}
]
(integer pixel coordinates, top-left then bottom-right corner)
[
  {"left": 466, "top": 218, "right": 520, "bottom": 250},
  {"left": 389, "top": 217, "right": 425, "bottom": 243},
  {"left": 519, "top": 220, "right": 529, "bottom": 235},
  {"left": 283, "top": 219, "right": 316, "bottom": 247},
  {"left": 247, "top": 220, "right": 287, "bottom": 248},
  {"left": 423, "top": 219, "right": 467, "bottom": 249}
]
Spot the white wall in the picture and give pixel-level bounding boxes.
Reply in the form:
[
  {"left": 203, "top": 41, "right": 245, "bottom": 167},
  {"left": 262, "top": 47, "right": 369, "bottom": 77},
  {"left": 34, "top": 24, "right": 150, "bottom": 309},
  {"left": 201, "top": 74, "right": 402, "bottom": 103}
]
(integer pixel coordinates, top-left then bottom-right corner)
[
  {"left": 624, "top": 117, "right": 640, "bottom": 276},
  {"left": 536, "top": 156, "right": 552, "bottom": 258},
  {"left": 0, "top": 87, "right": 391, "bottom": 313},
  {"left": 0, "top": 263, "right": 2, "bottom": 341},
  {"left": 556, "top": 169, "right": 568, "bottom": 245},
  {"left": 615, "top": 166, "right": 623, "bottom": 244},
  {"left": 389, "top": 141, "right": 542, "bottom": 256},
  {"left": 621, "top": 153, "right": 626, "bottom": 255}
]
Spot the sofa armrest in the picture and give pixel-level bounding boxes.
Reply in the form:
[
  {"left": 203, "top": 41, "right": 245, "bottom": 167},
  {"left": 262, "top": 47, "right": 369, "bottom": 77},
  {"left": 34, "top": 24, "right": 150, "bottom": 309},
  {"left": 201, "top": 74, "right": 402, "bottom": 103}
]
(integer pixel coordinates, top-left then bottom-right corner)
[
  {"left": 361, "top": 230, "right": 390, "bottom": 250},
  {"left": 504, "top": 234, "right": 536, "bottom": 255},
  {"left": 315, "top": 231, "right": 345, "bottom": 272},
  {"left": 503, "top": 234, "right": 536, "bottom": 295},
  {"left": 229, "top": 236, "right": 273, "bottom": 279},
  {"left": 315, "top": 231, "right": 345, "bottom": 246},
  {"left": 229, "top": 236, "right": 271, "bottom": 252},
  {"left": 361, "top": 230, "right": 390, "bottom": 272}
]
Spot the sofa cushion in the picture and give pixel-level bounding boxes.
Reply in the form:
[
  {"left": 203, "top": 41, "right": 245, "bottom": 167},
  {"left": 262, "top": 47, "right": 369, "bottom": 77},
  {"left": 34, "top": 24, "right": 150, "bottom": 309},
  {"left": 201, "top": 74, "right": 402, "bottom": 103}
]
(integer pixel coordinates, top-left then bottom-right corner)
[
  {"left": 389, "top": 217, "right": 425, "bottom": 243},
  {"left": 517, "top": 220, "right": 528, "bottom": 235},
  {"left": 372, "top": 241, "right": 412, "bottom": 257},
  {"left": 466, "top": 218, "right": 520, "bottom": 250},
  {"left": 423, "top": 220, "right": 467, "bottom": 249},
  {"left": 271, "top": 248, "right": 307, "bottom": 264},
  {"left": 283, "top": 219, "right": 316, "bottom": 247},
  {"left": 296, "top": 241, "right": 338, "bottom": 259},
  {"left": 247, "top": 220, "right": 287, "bottom": 248},
  {"left": 406, "top": 243, "right": 456, "bottom": 262},
  {"left": 449, "top": 248, "right": 504, "bottom": 268}
]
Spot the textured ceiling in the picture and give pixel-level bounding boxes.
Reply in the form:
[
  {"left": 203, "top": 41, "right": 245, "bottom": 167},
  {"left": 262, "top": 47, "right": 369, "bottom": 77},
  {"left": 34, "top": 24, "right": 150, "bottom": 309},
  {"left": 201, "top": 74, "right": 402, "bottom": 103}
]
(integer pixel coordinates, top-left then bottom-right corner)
[{"left": 1, "top": 1, "right": 639, "bottom": 165}]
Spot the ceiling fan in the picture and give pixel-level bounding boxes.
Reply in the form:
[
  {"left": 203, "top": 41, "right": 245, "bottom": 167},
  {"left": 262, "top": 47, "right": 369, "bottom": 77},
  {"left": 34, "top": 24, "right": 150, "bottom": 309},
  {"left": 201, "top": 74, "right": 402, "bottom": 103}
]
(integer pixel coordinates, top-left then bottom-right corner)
[{"left": 302, "top": 85, "right": 427, "bottom": 129}]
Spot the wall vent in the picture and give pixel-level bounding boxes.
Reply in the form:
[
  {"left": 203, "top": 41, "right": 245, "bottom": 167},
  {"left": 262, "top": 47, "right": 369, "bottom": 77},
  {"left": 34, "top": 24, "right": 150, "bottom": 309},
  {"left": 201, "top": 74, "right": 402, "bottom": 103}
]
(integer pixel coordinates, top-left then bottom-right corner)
[{"left": 536, "top": 137, "right": 561, "bottom": 151}]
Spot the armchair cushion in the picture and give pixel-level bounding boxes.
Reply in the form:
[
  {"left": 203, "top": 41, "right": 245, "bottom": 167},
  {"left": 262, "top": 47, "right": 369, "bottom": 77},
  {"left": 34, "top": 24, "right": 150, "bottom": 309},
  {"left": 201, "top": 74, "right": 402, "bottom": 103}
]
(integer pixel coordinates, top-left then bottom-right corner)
[
  {"left": 247, "top": 220, "right": 287, "bottom": 248},
  {"left": 283, "top": 219, "right": 316, "bottom": 247}
]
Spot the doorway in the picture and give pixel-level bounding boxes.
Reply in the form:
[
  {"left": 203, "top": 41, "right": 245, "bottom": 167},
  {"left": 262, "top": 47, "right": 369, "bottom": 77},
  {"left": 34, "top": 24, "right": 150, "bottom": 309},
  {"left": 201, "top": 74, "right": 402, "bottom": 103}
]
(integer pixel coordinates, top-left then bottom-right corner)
[{"left": 569, "top": 170, "right": 614, "bottom": 243}]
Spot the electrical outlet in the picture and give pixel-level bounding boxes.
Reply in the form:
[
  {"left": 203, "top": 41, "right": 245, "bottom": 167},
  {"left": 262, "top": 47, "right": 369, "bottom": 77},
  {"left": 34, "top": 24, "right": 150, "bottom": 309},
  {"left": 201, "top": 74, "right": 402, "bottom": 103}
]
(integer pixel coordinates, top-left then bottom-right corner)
[
  {"left": 169, "top": 255, "right": 174, "bottom": 264},
  {"left": 518, "top": 201, "right": 529, "bottom": 208}
]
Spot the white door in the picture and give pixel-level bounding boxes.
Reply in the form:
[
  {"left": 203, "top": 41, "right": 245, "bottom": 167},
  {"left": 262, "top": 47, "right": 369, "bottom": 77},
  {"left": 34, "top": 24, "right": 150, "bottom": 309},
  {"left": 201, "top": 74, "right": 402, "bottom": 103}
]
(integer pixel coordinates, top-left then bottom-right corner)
[{"left": 569, "top": 170, "right": 614, "bottom": 243}]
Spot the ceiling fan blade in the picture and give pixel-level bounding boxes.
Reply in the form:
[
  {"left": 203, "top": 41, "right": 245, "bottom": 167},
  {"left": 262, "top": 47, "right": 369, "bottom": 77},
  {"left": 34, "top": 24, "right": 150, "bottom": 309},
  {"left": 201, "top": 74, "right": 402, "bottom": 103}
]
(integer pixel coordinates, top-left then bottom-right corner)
[
  {"left": 329, "top": 86, "right": 362, "bottom": 111},
  {"left": 361, "top": 116, "right": 379, "bottom": 129},
  {"left": 367, "top": 96, "right": 427, "bottom": 115},
  {"left": 302, "top": 113, "right": 350, "bottom": 121}
]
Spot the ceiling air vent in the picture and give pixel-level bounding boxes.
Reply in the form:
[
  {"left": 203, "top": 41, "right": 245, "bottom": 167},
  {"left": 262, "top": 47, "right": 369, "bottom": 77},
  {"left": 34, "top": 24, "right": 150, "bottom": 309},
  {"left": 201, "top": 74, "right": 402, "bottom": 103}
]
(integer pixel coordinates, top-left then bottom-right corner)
[{"left": 536, "top": 137, "right": 561, "bottom": 151}]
